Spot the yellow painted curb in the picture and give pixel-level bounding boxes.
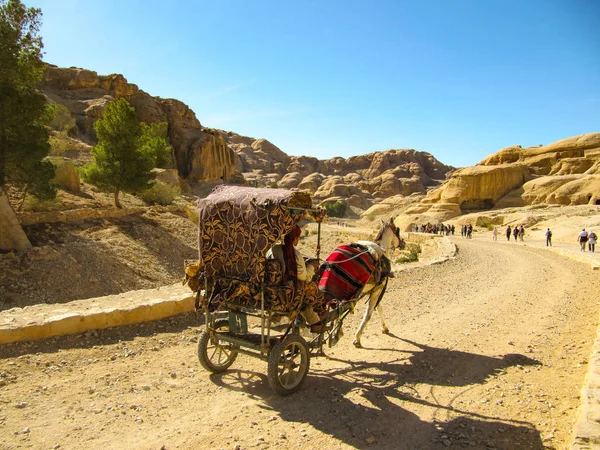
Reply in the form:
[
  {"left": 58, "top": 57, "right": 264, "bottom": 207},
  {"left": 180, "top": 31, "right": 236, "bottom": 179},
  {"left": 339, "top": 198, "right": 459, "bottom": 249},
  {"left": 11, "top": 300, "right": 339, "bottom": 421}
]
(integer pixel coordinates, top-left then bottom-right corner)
[{"left": 0, "top": 284, "right": 195, "bottom": 345}]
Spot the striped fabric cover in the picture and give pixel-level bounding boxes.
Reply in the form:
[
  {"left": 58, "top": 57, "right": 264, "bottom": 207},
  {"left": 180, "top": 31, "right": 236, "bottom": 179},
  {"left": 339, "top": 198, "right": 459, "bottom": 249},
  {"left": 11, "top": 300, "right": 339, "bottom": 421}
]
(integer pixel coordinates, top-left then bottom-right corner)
[{"left": 318, "top": 244, "right": 375, "bottom": 301}]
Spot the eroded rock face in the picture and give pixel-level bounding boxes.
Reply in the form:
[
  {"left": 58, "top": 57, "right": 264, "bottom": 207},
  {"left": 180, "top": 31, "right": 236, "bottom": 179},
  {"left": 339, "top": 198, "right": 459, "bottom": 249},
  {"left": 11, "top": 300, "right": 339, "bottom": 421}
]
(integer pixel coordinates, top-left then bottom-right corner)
[
  {"left": 39, "top": 66, "right": 236, "bottom": 183},
  {"left": 39, "top": 65, "right": 454, "bottom": 212},
  {"left": 222, "top": 134, "right": 453, "bottom": 209},
  {"left": 398, "top": 132, "right": 600, "bottom": 226},
  {"left": 154, "top": 169, "right": 191, "bottom": 194}
]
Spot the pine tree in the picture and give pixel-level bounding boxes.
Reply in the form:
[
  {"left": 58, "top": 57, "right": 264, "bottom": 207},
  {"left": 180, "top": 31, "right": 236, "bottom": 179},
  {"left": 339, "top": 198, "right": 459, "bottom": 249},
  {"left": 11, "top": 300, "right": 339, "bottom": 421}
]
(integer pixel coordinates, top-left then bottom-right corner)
[
  {"left": 0, "top": 0, "right": 56, "bottom": 200},
  {"left": 84, "top": 98, "right": 166, "bottom": 208}
]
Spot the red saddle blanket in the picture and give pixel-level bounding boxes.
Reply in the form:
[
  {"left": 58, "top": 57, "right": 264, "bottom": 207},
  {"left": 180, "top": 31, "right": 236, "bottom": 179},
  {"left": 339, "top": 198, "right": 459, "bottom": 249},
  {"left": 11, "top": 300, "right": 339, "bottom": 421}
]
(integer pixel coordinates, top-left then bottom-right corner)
[{"left": 318, "top": 244, "right": 376, "bottom": 300}]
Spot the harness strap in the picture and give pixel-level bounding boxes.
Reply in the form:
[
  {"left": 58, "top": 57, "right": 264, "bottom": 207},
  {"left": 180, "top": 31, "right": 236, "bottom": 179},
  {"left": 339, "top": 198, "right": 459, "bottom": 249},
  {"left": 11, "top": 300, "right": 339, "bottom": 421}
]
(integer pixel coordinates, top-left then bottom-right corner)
[
  {"left": 322, "top": 250, "right": 369, "bottom": 266},
  {"left": 373, "top": 276, "right": 389, "bottom": 309}
]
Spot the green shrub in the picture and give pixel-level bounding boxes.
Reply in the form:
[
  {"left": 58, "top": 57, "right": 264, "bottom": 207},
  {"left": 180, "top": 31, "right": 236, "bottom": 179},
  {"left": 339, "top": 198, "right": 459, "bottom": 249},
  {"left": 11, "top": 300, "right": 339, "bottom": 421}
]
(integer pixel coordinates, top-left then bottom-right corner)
[
  {"left": 24, "top": 196, "right": 61, "bottom": 212},
  {"left": 49, "top": 104, "right": 76, "bottom": 132},
  {"left": 395, "top": 242, "right": 421, "bottom": 264},
  {"left": 139, "top": 181, "right": 180, "bottom": 206},
  {"left": 49, "top": 131, "right": 71, "bottom": 156},
  {"left": 476, "top": 217, "right": 494, "bottom": 231},
  {"left": 323, "top": 200, "right": 347, "bottom": 218}
]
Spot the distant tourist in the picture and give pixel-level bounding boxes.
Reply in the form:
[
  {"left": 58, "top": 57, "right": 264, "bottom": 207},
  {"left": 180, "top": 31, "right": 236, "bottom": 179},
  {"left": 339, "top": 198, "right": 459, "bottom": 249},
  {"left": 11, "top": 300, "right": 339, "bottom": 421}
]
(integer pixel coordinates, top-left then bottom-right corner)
[
  {"left": 578, "top": 228, "right": 589, "bottom": 251},
  {"left": 513, "top": 226, "right": 519, "bottom": 241},
  {"left": 492, "top": 227, "right": 498, "bottom": 241},
  {"left": 467, "top": 224, "right": 473, "bottom": 239},
  {"left": 506, "top": 226, "right": 512, "bottom": 241},
  {"left": 588, "top": 230, "right": 597, "bottom": 253},
  {"left": 518, "top": 225, "right": 525, "bottom": 241},
  {"left": 451, "top": 225, "right": 455, "bottom": 235},
  {"left": 545, "top": 228, "right": 552, "bottom": 247}
]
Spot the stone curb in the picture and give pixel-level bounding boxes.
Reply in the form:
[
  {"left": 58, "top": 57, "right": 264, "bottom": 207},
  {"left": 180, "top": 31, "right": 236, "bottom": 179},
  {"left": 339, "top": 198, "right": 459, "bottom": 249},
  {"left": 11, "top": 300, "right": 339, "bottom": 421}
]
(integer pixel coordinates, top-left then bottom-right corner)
[
  {"left": 392, "top": 235, "right": 458, "bottom": 275},
  {"left": 0, "top": 284, "right": 194, "bottom": 345},
  {"left": 572, "top": 321, "right": 600, "bottom": 449}
]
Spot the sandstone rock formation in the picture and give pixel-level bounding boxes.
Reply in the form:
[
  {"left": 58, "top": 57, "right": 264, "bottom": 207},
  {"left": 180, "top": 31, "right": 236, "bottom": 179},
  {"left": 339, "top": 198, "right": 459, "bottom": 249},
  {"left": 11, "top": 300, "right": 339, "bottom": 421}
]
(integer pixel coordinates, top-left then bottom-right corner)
[
  {"left": 39, "top": 66, "right": 237, "bottom": 184},
  {"left": 361, "top": 193, "right": 426, "bottom": 221},
  {"left": 49, "top": 158, "right": 81, "bottom": 193},
  {"left": 154, "top": 169, "right": 191, "bottom": 194},
  {"left": 396, "top": 133, "right": 600, "bottom": 230},
  {"left": 223, "top": 131, "right": 453, "bottom": 211},
  {"left": 0, "top": 189, "right": 32, "bottom": 252},
  {"left": 37, "top": 65, "right": 454, "bottom": 217}
]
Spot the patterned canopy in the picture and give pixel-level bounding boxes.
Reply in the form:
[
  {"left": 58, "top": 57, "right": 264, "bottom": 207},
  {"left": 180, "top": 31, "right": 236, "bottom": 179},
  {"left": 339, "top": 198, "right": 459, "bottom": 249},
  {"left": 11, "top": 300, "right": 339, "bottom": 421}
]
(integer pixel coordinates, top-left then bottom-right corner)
[{"left": 197, "top": 185, "right": 313, "bottom": 283}]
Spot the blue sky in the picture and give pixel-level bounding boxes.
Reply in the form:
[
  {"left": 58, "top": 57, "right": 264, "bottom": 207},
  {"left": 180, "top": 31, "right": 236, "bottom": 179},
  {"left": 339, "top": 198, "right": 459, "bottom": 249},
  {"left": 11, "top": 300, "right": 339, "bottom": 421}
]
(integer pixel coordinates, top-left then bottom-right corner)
[{"left": 31, "top": 0, "right": 599, "bottom": 168}]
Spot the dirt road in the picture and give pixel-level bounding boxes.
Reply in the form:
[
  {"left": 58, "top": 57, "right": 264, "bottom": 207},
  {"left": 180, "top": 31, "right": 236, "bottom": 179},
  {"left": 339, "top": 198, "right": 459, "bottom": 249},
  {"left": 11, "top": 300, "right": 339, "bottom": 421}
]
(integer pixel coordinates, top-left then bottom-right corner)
[{"left": 1, "top": 238, "right": 598, "bottom": 450}]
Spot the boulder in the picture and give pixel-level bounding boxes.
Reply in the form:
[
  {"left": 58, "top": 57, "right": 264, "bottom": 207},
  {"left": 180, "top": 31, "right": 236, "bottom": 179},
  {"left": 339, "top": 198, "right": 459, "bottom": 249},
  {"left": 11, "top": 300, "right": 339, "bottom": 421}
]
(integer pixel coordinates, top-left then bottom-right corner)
[
  {"left": 154, "top": 169, "right": 191, "bottom": 193},
  {"left": 287, "top": 156, "right": 321, "bottom": 177},
  {"left": 298, "top": 173, "right": 325, "bottom": 192},
  {"left": 49, "top": 158, "right": 80, "bottom": 192},
  {"left": 278, "top": 172, "right": 302, "bottom": 189},
  {"left": 0, "top": 188, "right": 32, "bottom": 251}
]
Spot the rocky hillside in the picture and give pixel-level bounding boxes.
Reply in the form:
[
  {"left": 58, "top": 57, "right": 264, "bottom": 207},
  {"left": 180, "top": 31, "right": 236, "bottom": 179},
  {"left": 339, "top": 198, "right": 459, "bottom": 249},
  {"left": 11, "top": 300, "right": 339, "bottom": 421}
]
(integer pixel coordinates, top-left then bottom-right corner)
[
  {"left": 396, "top": 133, "right": 600, "bottom": 230},
  {"left": 38, "top": 66, "right": 454, "bottom": 213}
]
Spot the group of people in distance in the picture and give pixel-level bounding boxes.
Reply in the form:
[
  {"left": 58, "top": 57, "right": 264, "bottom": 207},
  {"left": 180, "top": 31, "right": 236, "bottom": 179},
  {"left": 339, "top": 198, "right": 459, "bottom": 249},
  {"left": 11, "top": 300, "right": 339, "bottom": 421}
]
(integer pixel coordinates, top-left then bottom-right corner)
[
  {"left": 495, "top": 225, "right": 596, "bottom": 252},
  {"left": 413, "top": 220, "right": 597, "bottom": 253},
  {"left": 412, "top": 223, "right": 455, "bottom": 235},
  {"left": 499, "top": 225, "right": 525, "bottom": 242},
  {"left": 578, "top": 228, "right": 597, "bottom": 252}
]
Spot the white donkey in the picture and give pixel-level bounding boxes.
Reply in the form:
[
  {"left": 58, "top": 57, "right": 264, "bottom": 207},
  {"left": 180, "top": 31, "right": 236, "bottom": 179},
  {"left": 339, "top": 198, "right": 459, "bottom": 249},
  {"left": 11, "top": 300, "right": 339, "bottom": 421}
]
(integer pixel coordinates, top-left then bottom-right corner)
[{"left": 319, "top": 218, "right": 404, "bottom": 348}]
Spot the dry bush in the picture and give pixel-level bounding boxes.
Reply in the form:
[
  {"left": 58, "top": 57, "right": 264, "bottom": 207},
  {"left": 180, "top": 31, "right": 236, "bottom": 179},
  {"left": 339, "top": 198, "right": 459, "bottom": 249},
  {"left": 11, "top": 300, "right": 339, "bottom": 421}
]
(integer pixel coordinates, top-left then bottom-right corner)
[{"left": 139, "top": 181, "right": 180, "bottom": 206}]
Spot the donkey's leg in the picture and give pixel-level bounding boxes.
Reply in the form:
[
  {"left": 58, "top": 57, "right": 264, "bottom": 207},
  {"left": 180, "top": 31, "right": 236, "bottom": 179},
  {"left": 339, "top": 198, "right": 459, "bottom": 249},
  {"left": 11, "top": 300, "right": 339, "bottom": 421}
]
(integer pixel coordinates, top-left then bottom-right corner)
[
  {"left": 353, "top": 293, "right": 376, "bottom": 348},
  {"left": 370, "top": 282, "right": 389, "bottom": 334},
  {"left": 376, "top": 302, "right": 389, "bottom": 335},
  {"left": 353, "top": 282, "right": 386, "bottom": 348}
]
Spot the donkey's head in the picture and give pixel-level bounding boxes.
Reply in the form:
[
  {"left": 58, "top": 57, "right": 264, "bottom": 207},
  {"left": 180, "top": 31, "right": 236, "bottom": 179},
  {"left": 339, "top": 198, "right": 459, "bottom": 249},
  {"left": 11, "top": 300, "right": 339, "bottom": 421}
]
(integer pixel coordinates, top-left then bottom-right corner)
[{"left": 375, "top": 218, "right": 405, "bottom": 250}]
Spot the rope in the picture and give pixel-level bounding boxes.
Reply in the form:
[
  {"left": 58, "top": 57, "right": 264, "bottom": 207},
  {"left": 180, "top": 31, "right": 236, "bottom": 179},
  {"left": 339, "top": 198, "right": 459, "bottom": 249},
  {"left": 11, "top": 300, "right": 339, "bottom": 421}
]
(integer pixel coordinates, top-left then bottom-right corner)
[{"left": 322, "top": 249, "right": 370, "bottom": 266}]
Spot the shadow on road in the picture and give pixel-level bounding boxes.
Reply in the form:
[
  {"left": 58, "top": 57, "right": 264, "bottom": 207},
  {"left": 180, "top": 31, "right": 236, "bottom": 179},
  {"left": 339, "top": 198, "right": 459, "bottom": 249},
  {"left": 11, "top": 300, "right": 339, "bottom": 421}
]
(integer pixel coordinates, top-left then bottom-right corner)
[{"left": 208, "top": 338, "right": 544, "bottom": 449}]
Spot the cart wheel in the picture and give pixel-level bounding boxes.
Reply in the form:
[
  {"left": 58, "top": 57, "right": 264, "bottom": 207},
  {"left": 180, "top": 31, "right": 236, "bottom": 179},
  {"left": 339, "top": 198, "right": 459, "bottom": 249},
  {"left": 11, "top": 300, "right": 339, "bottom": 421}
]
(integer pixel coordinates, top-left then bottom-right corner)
[
  {"left": 267, "top": 334, "right": 310, "bottom": 395},
  {"left": 198, "top": 319, "right": 238, "bottom": 373}
]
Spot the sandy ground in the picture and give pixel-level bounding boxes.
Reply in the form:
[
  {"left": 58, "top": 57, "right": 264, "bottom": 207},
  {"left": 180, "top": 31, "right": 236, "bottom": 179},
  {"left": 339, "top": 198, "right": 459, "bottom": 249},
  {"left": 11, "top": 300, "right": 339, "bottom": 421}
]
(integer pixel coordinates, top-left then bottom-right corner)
[{"left": 1, "top": 234, "right": 599, "bottom": 450}]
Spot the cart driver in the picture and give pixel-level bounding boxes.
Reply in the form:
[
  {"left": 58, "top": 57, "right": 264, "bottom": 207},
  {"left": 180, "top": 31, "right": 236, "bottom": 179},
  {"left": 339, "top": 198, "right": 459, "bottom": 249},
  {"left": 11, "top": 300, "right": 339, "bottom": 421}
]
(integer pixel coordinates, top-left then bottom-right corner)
[{"left": 267, "top": 225, "right": 327, "bottom": 332}]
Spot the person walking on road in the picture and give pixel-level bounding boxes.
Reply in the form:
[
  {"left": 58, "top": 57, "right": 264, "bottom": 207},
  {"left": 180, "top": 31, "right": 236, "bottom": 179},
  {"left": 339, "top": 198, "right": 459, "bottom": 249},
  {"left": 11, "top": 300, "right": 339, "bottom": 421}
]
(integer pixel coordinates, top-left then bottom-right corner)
[
  {"left": 513, "top": 226, "right": 519, "bottom": 241},
  {"left": 588, "top": 230, "right": 597, "bottom": 253},
  {"left": 492, "top": 227, "right": 498, "bottom": 241},
  {"left": 578, "top": 228, "right": 588, "bottom": 251},
  {"left": 506, "top": 226, "right": 512, "bottom": 241},
  {"left": 545, "top": 228, "right": 552, "bottom": 247},
  {"left": 518, "top": 225, "right": 525, "bottom": 241}
]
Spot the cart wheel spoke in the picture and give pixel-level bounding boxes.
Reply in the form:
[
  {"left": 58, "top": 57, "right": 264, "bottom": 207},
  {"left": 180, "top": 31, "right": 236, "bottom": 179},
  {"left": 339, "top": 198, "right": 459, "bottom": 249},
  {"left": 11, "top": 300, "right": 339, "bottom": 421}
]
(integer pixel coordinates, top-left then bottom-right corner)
[
  {"left": 268, "top": 334, "right": 310, "bottom": 395},
  {"left": 198, "top": 319, "right": 238, "bottom": 373}
]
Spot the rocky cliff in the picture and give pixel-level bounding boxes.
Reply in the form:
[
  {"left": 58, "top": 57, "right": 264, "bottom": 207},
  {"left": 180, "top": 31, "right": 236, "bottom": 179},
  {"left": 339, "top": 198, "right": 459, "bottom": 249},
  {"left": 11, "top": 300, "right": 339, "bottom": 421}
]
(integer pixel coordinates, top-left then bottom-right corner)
[
  {"left": 39, "top": 66, "right": 454, "bottom": 212},
  {"left": 396, "top": 133, "right": 600, "bottom": 230},
  {"left": 220, "top": 130, "right": 453, "bottom": 211},
  {"left": 39, "top": 66, "right": 237, "bottom": 183}
]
